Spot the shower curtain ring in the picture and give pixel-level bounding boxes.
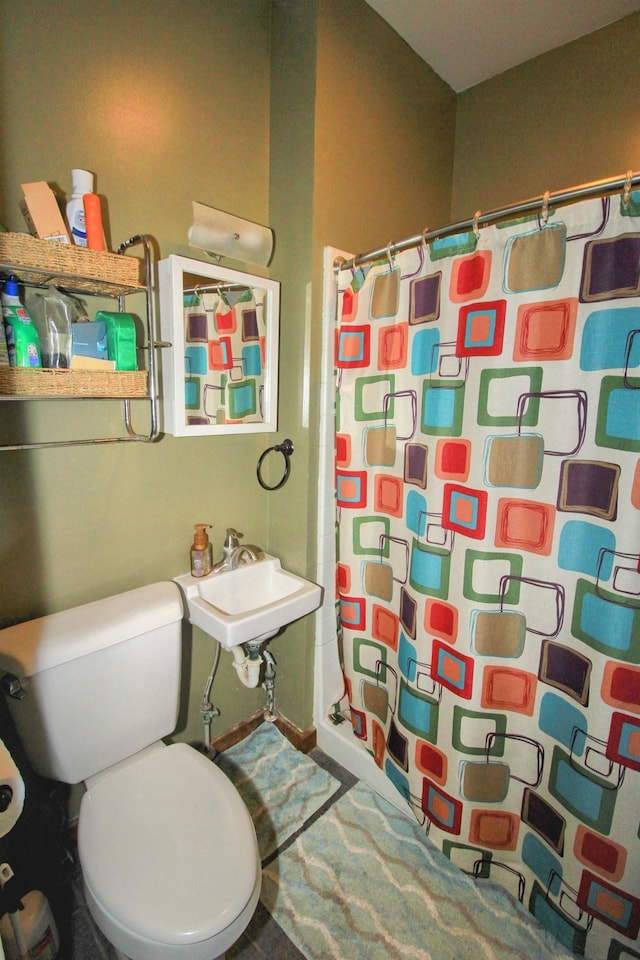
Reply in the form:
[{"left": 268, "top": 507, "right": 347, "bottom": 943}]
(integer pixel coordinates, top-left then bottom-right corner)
[
  {"left": 421, "top": 227, "right": 430, "bottom": 253},
  {"left": 472, "top": 210, "right": 481, "bottom": 239},
  {"left": 623, "top": 170, "right": 633, "bottom": 208},
  {"left": 386, "top": 242, "right": 395, "bottom": 270},
  {"left": 541, "top": 190, "right": 550, "bottom": 225},
  {"left": 332, "top": 255, "right": 349, "bottom": 288}
]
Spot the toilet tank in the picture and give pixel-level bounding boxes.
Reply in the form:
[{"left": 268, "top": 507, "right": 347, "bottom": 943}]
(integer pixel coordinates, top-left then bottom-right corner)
[{"left": 0, "top": 582, "right": 184, "bottom": 784}]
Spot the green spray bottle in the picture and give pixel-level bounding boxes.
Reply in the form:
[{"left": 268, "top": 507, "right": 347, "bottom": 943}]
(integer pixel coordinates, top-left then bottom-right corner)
[{"left": 1, "top": 276, "right": 41, "bottom": 367}]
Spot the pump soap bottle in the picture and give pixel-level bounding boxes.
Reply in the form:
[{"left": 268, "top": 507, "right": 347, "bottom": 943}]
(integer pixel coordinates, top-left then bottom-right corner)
[{"left": 191, "top": 524, "right": 213, "bottom": 578}]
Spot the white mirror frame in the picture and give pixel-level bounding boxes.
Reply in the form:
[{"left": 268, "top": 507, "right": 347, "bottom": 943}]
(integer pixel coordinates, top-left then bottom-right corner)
[{"left": 158, "top": 254, "right": 280, "bottom": 436}]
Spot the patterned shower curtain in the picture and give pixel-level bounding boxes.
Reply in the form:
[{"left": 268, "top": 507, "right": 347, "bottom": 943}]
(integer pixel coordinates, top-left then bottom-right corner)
[{"left": 334, "top": 194, "right": 640, "bottom": 960}]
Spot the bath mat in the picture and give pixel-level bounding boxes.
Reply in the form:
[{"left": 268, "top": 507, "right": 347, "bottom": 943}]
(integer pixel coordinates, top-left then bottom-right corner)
[
  {"left": 261, "top": 780, "right": 576, "bottom": 960},
  {"left": 217, "top": 722, "right": 341, "bottom": 861}
]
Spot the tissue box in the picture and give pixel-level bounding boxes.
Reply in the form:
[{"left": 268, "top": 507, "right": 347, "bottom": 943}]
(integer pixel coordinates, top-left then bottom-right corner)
[
  {"left": 71, "top": 320, "right": 108, "bottom": 360},
  {"left": 96, "top": 311, "right": 138, "bottom": 371}
]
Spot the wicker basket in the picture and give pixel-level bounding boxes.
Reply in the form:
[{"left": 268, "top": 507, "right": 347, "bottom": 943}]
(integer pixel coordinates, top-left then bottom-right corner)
[
  {"left": 0, "top": 367, "right": 148, "bottom": 398},
  {"left": 0, "top": 233, "right": 142, "bottom": 295}
]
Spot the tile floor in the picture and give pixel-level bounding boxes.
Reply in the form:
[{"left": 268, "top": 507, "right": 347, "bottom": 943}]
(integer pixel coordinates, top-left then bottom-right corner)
[{"left": 58, "top": 746, "right": 356, "bottom": 960}]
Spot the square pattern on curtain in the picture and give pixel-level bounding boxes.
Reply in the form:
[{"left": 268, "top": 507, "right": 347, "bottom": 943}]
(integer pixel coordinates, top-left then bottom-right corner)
[{"left": 335, "top": 195, "right": 640, "bottom": 960}]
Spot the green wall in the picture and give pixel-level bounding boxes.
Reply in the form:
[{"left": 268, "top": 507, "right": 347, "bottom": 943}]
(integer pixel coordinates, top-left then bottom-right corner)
[
  {"left": 266, "top": 0, "right": 456, "bottom": 729},
  {"left": 0, "top": 0, "right": 453, "bottom": 744},
  {"left": 264, "top": 0, "right": 318, "bottom": 728},
  {"left": 0, "top": 0, "right": 275, "bottom": 742},
  {"left": 313, "top": 0, "right": 456, "bottom": 256},
  {"left": 451, "top": 12, "right": 640, "bottom": 218},
  {"left": 1, "top": 0, "right": 639, "bottom": 750}
]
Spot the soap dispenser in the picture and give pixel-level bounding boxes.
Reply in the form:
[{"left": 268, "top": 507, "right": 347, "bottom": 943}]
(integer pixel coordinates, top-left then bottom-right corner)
[{"left": 190, "top": 524, "right": 213, "bottom": 578}]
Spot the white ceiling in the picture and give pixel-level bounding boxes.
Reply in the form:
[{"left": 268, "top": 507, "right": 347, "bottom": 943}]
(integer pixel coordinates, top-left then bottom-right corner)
[{"left": 365, "top": 0, "right": 640, "bottom": 92}]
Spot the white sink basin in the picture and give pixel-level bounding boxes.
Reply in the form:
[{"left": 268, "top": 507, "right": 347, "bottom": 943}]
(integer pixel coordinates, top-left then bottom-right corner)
[{"left": 174, "top": 554, "right": 322, "bottom": 647}]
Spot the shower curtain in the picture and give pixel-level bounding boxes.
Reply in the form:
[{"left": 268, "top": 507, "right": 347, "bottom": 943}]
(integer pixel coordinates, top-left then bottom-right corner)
[{"left": 334, "top": 193, "right": 640, "bottom": 960}]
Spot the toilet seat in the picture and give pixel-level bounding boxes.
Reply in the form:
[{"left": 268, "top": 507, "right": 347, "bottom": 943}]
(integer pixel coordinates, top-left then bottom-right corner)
[{"left": 78, "top": 742, "right": 260, "bottom": 960}]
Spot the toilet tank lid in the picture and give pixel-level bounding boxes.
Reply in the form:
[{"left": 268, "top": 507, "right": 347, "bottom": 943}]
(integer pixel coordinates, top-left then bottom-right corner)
[{"left": 0, "top": 582, "right": 184, "bottom": 679}]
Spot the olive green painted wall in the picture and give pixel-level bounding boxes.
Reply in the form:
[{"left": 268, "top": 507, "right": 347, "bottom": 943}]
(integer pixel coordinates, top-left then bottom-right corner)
[
  {"left": 0, "top": 0, "right": 273, "bottom": 249},
  {"left": 266, "top": 0, "right": 457, "bottom": 728},
  {"left": 2, "top": 0, "right": 638, "bottom": 752},
  {"left": 0, "top": 0, "right": 274, "bottom": 742},
  {"left": 265, "top": 0, "right": 318, "bottom": 728},
  {"left": 0, "top": 0, "right": 451, "bottom": 744},
  {"left": 313, "top": 0, "right": 456, "bottom": 256},
  {"left": 451, "top": 12, "right": 640, "bottom": 219}
]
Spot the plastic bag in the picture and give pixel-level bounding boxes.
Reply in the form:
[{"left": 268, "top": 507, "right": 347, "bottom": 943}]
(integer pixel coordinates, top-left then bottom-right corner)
[{"left": 25, "top": 287, "right": 86, "bottom": 369}]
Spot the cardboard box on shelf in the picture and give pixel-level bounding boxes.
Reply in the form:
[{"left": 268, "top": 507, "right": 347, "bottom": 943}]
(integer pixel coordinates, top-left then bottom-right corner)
[{"left": 20, "top": 182, "right": 70, "bottom": 243}]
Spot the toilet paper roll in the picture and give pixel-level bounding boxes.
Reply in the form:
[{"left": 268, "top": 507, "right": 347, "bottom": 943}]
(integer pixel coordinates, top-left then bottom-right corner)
[
  {"left": 0, "top": 740, "right": 25, "bottom": 838},
  {"left": 188, "top": 201, "right": 274, "bottom": 267}
]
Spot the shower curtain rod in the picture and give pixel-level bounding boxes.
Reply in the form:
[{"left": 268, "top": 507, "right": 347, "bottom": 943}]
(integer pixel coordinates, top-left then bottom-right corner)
[{"left": 335, "top": 169, "right": 640, "bottom": 273}]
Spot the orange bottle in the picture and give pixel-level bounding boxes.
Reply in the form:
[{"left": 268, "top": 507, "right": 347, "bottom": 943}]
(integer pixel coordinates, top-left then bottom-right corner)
[{"left": 83, "top": 192, "right": 106, "bottom": 251}]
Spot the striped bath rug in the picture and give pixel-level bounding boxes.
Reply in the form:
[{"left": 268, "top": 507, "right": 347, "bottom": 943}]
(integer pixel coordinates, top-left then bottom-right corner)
[
  {"left": 217, "top": 722, "right": 341, "bottom": 860},
  {"left": 260, "top": 780, "right": 577, "bottom": 960}
]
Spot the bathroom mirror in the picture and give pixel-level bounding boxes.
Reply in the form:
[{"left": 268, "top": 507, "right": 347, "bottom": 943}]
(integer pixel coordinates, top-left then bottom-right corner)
[{"left": 158, "top": 254, "right": 280, "bottom": 436}]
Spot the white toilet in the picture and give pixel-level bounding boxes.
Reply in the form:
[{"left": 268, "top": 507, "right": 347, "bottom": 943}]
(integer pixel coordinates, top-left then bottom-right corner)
[{"left": 0, "top": 582, "right": 261, "bottom": 960}]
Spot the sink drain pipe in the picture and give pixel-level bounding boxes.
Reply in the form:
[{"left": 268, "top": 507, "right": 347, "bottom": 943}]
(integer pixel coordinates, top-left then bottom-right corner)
[
  {"left": 230, "top": 644, "right": 263, "bottom": 688},
  {"left": 229, "top": 643, "right": 278, "bottom": 721},
  {"left": 202, "top": 641, "right": 278, "bottom": 755}
]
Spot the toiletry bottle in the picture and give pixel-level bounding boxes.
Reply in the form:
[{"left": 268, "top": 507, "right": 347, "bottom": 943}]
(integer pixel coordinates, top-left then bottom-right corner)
[
  {"left": 0, "top": 863, "right": 60, "bottom": 960},
  {"left": 83, "top": 192, "right": 106, "bottom": 251},
  {"left": 1, "top": 276, "right": 41, "bottom": 368},
  {"left": 191, "top": 524, "right": 213, "bottom": 578},
  {"left": 66, "top": 169, "right": 94, "bottom": 246},
  {"left": 0, "top": 313, "right": 9, "bottom": 367}
]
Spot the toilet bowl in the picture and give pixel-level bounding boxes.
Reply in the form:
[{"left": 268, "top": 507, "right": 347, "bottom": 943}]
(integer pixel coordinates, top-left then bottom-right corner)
[
  {"left": 80, "top": 743, "right": 260, "bottom": 960},
  {"left": 0, "top": 583, "right": 261, "bottom": 960}
]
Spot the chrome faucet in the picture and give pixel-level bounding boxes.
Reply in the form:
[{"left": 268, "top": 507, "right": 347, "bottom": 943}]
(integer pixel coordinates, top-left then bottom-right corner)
[{"left": 211, "top": 528, "right": 264, "bottom": 573}]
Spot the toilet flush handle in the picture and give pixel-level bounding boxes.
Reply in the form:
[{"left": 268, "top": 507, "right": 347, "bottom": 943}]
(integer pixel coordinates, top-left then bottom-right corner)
[{"left": 0, "top": 674, "right": 24, "bottom": 700}]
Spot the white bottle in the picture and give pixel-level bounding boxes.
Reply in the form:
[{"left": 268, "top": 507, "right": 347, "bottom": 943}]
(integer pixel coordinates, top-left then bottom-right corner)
[
  {"left": 0, "top": 864, "right": 60, "bottom": 960},
  {"left": 66, "top": 169, "right": 94, "bottom": 247}
]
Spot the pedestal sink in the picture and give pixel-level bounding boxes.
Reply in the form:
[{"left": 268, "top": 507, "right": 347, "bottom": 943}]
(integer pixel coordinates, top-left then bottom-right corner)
[{"left": 174, "top": 554, "right": 323, "bottom": 647}]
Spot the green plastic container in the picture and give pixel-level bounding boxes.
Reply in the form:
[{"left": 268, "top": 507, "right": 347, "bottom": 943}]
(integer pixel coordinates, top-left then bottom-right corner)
[
  {"left": 1, "top": 276, "right": 41, "bottom": 368},
  {"left": 96, "top": 310, "right": 138, "bottom": 371}
]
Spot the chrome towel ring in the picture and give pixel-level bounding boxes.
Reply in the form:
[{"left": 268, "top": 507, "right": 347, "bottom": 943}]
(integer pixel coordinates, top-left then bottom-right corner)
[{"left": 257, "top": 438, "right": 294, "bottom": 490}]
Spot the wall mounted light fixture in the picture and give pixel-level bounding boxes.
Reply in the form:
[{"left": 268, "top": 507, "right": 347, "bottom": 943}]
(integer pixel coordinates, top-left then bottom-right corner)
[{"left": 188, "top": 201, "right": 274, "bottom": 267}]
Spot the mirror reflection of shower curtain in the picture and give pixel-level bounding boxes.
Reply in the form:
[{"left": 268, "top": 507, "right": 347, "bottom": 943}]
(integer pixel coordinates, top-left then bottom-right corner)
[
  {"left": 334, "top": 195, "right": 640, "bottom": 960},
  {"left": 184, "top": 289, "right": 266, "bottom": 426}
]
